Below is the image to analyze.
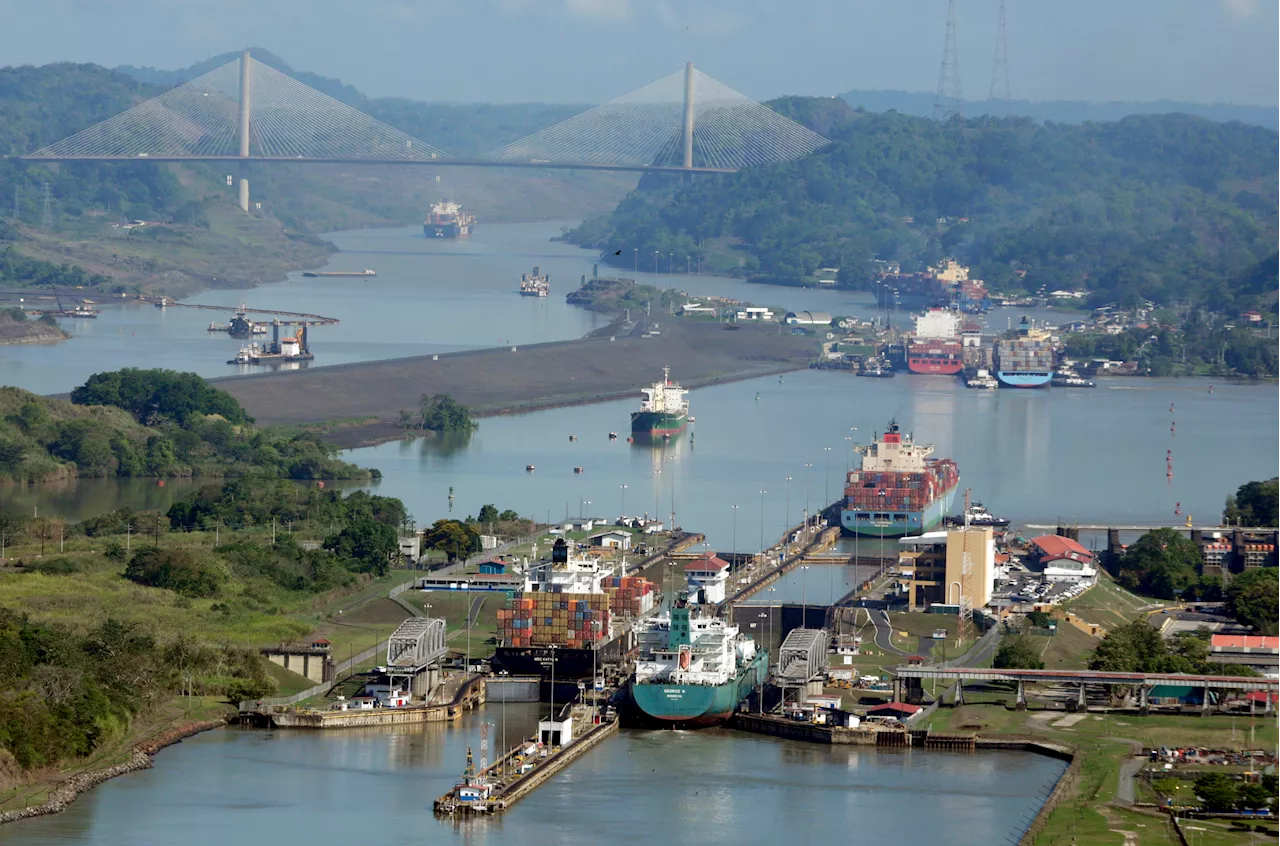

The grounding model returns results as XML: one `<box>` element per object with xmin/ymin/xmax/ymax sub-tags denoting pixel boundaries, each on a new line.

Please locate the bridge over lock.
<box><xmin>23</xmin><ymin>50</ymin><xmax>830</xmax><ymax>211</ymax></box>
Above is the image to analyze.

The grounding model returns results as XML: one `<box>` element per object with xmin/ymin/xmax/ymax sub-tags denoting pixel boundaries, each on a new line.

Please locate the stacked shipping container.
<box><xmin>603</xmin><ymin>576</ymin><xmax>657</xmax><ymax>618</ymax></box>
<box><xmin>843</xmin><ymin>459</ymin><xmax>960</xmax><ymax>513</ymax></box>
<box><xmin>496</xmin><ymin>591</ymin><xmax>610</xmax><ymax>650</ymax></box>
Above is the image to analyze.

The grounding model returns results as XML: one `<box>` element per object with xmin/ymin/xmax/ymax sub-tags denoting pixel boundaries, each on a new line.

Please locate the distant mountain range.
<box><xmin>840</xmin><ymin>89</ymin><xmax>1277</xmax><ymax>130</ymax></box>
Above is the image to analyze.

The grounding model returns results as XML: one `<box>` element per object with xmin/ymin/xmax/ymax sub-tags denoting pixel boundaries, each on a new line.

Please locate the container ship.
<box><xmin>906</xmin><ymin>308</ymin><xmax>964</xmax><ymax>376</ymax></box>
<box><xmin>841</xmin><ymin>421</ymin><xmax>960</xmax><ymax>537</ymax></box>
<box><xmin>490</xmin><ymin>539</ymin><xmax>654</xmax><ymax>679</ymax></box>
<box><xmin>995</xmin><ymin>317</ymin><xmax>1054</xmax><ymax>388</ymax></box>
<box><xmin>625</xmin><ymin>591</ymin><xmax>767</xmax><ymax>728</ymax></box>
<box><xmin>519</xmin><ymin>267</ymin><xmax>550</xmax><ymax>297</ymax></box>
<box><xmin>630</xmin><ymin>367</ymin><xmax>689</xmax><ymax>438</ymax></box>
<box><xmin>423</xmin><ymin>201</ymin><xmax>474</xmax><ymax>238</ymax></box>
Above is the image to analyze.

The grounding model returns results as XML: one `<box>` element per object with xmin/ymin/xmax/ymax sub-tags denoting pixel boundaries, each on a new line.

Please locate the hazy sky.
<box><xmin>1</xmin><ymin>0</ymin><xmax>1276</xmax><ymax>106</ymax></box>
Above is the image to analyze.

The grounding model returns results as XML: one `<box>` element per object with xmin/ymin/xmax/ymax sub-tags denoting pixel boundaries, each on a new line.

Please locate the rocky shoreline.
<box><xmin>0</xmin><ymin>718</ymin><xmax>226</xmax><ymax>826</ymax></box>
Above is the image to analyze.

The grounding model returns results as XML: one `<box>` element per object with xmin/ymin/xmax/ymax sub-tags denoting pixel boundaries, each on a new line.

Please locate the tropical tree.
<box><xmin>423</xmin><ymin>519</ymin><xmax>481</xmax><ymax>562</ymax></box>
<box><xmin>1113</xmin><ymin>528</ymin><xmax>1201</xmax><ymax>599</ymax></box>
<box><xmin>1225</xmin><ymin>568</ymin><xmax>1279</xmax><ymax>635</ymax></box>
<box><xmin>993</xmin><ymin>635</ymin><xmax>1045</xmax><ymax>670</ymax></box>
<box><xmin>1223</xmin><ymin>478</ymin><xmax>1279</xmax><ymax>527</ymax></box>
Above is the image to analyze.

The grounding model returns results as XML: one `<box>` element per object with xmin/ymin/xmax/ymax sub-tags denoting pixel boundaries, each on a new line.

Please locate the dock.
<box><xmin>241</xmin><ymin>673</ymin><xmax>485</xmax><ymax>729</ymax></box>
<box><xmin>139</xmin><ymin>296</ymin><xmax>340</xmax><ymax>326</ymax></box>
<box><xmin>434</xmin><ymin>702</ymin><xmax>619</xmax><ymax>816</ymax></box>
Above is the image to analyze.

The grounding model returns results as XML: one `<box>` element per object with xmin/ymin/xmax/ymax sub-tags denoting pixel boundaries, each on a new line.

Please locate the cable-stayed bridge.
<box><xmin>23</xmin><ymin>51</ymin><xmax>829</xmax><ymax>211</ymax></box>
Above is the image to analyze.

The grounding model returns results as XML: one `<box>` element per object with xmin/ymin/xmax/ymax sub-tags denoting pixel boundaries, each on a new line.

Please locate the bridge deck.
<box><xmin>19</xmin><ymin>155</ymin><xmax>735</xmax><ymax>175</ymax></box>
<box><xmin>895</xmin><ymin>666</ymin><xmax>1278</xmax><ymax>692</ymax></box>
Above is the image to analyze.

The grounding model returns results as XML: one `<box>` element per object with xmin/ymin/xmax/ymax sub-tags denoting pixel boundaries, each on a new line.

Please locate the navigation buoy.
<box><xmin>1170</xmin><ymin>403</ymin><xmax>1175</xmax><ymax>413</ymax></box>
<box><xmin>569</xmin><ymin>434</ymin><xmax>577</xmax><ymax>442</ymax></box>
<box><xmin>1208</xmin><ymin>385</ymin><xmax>1213</xmax><ymax>394</ymax></box>
<box><xmin>574</xmin><ymin>467</ymin><xmax>584</xmax><ymax>474</ymax></box>
<box><xmin>608</xmin><ymin>432</ymin><xmax>618</xmax><ymax>440</ymax></box>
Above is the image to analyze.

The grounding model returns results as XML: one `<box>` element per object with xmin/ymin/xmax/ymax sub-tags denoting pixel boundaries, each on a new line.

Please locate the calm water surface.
<box><xmin>4</xmin><ymin>708</ymin><xmax>1065</xmax><ymax>846</ymax></box>
<box><xmin>2</xmin><ymin>220</ymin><xmax>1077</xmax><ymax>395</ymax></box>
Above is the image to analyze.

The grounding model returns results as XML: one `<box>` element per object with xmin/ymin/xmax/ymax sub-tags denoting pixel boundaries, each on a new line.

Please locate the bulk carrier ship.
<box><xmin>626</xmin><ymin>591</ymin><xmax>767</xmax><ymax>728</ymax></box>
<box><xmin>630</xmin><ymin>368</ymin><xmax>689</xmax><ymax>438</ymax></box>
<box><xmin>906</xmin><ymin>308</ymin><xmax>964</xmax><ymax>376</ymax></box>
<box><xmin>841</xmin><ymin>421</ymin><xmax>960</xmax><ymax>537</ymax></box>
<box><xmin>490</xmin><ymin>539</ymin><xmax>654</xmax><ymax>679</ymax></box>
<box><xmin>995</xmin><ymin>317</ymin><xmax>1054</xmax><ymax>388</ymax></box>
<box><xmin>423</xmin><ymin>201</ymin><xmax>475</xmax><ymax>238</ymax></box>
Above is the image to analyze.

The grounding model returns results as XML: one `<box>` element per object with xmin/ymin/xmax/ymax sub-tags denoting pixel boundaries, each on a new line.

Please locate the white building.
<box><xmin>679</xmin><ymin>302</ymin><xmax>719</xmax><ymax>316</ymax></box>
<box><xmin>398</xmin><ymin>535</ymin><xmax>421</xmax><ymax>561</ymax></box>
<box><xmin>684</xmin><ymin>552</ymin><xmax>731</xmax><ymax>604</ymax></box>
<box><xmin>784</xmin><ymin>310</ymin><xmax>834</xmax><ymax>326</ymax></box>
<box><xmin>538</xmin><ymin>716</ymin><xmax>574</xmax><ymax>747</ymax></box>
<box><xmin>589</xmin><ymin>530</ymin><xmax>632</xmax><ymax>551</ymax></box>
<box><xmin>736</xmin><ymin>307</ymin><xmax>775</xmax><ymax>321</ymax></box>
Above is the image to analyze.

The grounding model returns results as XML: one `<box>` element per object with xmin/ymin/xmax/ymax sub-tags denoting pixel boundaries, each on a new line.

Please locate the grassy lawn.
<box><xmin>924</xmin><ymin>704</ymin><xmax>1279</xmax><ymax>846</ymax></box>
<box><xmin>1063</xmin><ymin>573</ymin><xmax>1165</xmax><ymax>632</ymax></box>
<box><xmin>1038</xmin><ymin>623</ymin><xmax>1102</xmax><ymax>670</ymax></box>
<box><xmin>399</xmin><ymin>590</ymin><xmax>502</xmax><ymax>659</ymax></box>
<box><xmin>263</xmin><ymin>661</ymin><xmax>318</xmax><ymax>696</ymax></box>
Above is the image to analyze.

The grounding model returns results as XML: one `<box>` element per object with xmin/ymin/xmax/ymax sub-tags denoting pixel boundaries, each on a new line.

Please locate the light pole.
<box><xmin>800</xmin><ymin>564</ymin><xmax>811</xmax><ymax>626</ymax></box>
<box><xmin>620</xmin><ymin>484</ymin><xmax>628</xmax><ymax>517</ymax></box>
<box><xmin>823</xmin><ymin>446</ymin><xmax>833</xmax><ymax>510</ymax></box>
<box><xmin>654</xmin><ymin>251</ymin><xmax>660</xmax><ymax>273</ymax></box>
<box><xmin>653</xmin><ymin>468</ymin><xmax>662</xmax><ymax>516</ymax></box>
<box><xmin>758</xmin><ymin>611</ymin><xmax>769</xmax><ymax>715</ymax></box>
<box><xmin>633</xmin><ymin>248</ymin><xmax>638</xmax><ymax>275</ymax></box>
<box><xmin>731</xmin><ymin>504</ymin><xmax>740</xmax><ymax>583</ymax></box>
<box><xmin>778</xmin><ymin>476</ymin><xmax>788</xmax><ymax>555</ymax></box>
<box><xmin>803</xmin><ymin>464</ymin><xmax>813</xmax><ymax>531</ymax></box>
<box><xmin>758</xmin><ymin>490</ymin><xmax>767</xmax><ymax>572</ymax></box>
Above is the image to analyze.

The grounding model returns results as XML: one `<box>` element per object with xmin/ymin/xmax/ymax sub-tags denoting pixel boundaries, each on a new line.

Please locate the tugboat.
<box><xmin>857</xmin><ymin>358</ymin><xmax>895</xmax><ymax>378</ymax></box>
<box><xmin>433</xmin><ymin>746</ymin><xmax>499</xmax><ymax>815</ymax></box>
<box><xmin>1051</xmin><ymin>367</ymin><xmax>1095</xmax><ymax>388</ymax></box>
<box><xmin>965</xmin><ymin>368</ymin><xmax>999</xmax><ymax>390</ymax></box>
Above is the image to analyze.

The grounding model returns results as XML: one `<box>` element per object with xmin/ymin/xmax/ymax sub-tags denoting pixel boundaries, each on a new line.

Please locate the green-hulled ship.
<box><xmin>626</xmin><ymin>593</ymin><xmax>767</xmax><ymax>727</ymax></box>
<box><xmin>630</xmin><ymin>367</ymin><xmax>689</xmax><ymax>438</ymax></box>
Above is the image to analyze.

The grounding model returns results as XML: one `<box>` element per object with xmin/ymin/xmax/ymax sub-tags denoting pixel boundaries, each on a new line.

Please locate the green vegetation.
<box><xmin>568</xmin><ymin>105</ymin><xmax>1277</xmax><ymax>313</ymax></box>
<box><xmin>418</xmin><ymin>393</ymin><xmax>477</xmax><ymax>433</ymax></box>
<box><xmin>993</xmin><ymin>633</ymin><xmax>1046</xmax><ymax>669</ymax></box>
<box><xmin>1088</xmin><ymin>620</ymin><xmax>1256</xmax><ymax>676</ymax></box>
<box><xmin>1112</xmin><ymin>527</ymin><xmax>1206</xmax><ymax>600</ymax></box>
<box><xmin>71</xmin><ymin>368</ymin><xmax>253</xmax><ymax>426</ymax></box>
<box><xmin>0</xmin><ymin>246</ymin><xmax>113</xmax><ymax>289</ymax></box>
<box><xmin>1062</xmin><ymin>317</ymin><xmax>1277</xmax><ymax>378</ymax></box>
<box><xmin>0</xmin><ymin>370</ymin><xmax>372</xmax><ymax>482</ymax></box>
<box><xmin>423</xmin><ymin>519</ymin><xmax>481</xmax><ymax>562</ymax></box>
<box><xmin>1224</xmin><ymin>478</ymin><xmax>1278</xmax><ymax>527</ymax></box>
<box><xmin>1224</xmin><ymin>569</ymin><xmax>1278</xmax><ymax>635</ymax></box>
<box><xmin>0</xmin><ymin>482</ymin><xmax>422</xmax><ymax>776</ymax></box>
<box><xmin>0</xmin><ymin>610</ymin><xmax>271</xmax><ymax>771</ymax></box>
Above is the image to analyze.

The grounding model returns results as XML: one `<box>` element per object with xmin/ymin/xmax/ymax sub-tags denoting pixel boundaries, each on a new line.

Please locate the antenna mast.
<box><xmin>934</xmin><ymin>0</ymin><xmax>963</xmax><ymax>121</ymax></box>
<box><xmin>989</xmin><ymin>0</ymin><xmax>1011</xmax><ymax>101</ymax></box>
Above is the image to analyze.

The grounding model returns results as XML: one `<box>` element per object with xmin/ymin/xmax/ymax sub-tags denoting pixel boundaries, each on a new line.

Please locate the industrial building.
<box><xmin>898</xmin><ymin>528</ymin><xmax>997</xmax><ymax>611</ymax></box>
<box><xmin>783</xmin><ymin>310</ymin><xmax>834</xmax><ymax>326</ymax></box>
<box><xmin>1209</xmin><ymin>634</ymin><xmax>1279</xmax><ymax>678</ymax></box>
<box><xmin>1028</xmin><ymin>535</ymin><xmax>1098</xmax><ymax>584</ymax></box>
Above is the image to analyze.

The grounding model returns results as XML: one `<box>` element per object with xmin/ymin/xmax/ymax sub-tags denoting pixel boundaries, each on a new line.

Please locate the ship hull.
<box><xmin>841</xmin><ymin>484</ymin><xmax>958</xmax><ymax>537</ymax></box>
<box><xmin>996</xmin><ymin>371</ymin><xmax>1052</xmax><ymax>388</ymax></box>
<box><xmin>631</xmin><ymin>410</ymin><xmax>687</xmax><ymax>437</ymax></box>
<box><xmin>907</xmin><ymin>358</ymin><xmax>964</xmax><ymax>376</ymax></box>
<box><xmin>424</xmin><ymin>222</ymin><xmax>471</xmax><ymax>238</ymax></box>
<box><xmin>626</xmin><ymin>650</ymin><xmax>767</xmax><ymax>728</ymax></box>
<box><xmin>490</xmin><ymin>633</ymin><xmax>633</xmax><ymax>679</ymax></box>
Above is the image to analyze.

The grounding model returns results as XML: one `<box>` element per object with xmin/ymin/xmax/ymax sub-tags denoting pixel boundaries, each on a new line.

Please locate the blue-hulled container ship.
<box><xmin>995</xmin><ymin>317</ymin><xmax>1054</xmax><ymax>388</ymax></box>
<box><xmin>840</xmin><ymin>421</ymin><xmax>960</xmax><ymax>537</ymax></box>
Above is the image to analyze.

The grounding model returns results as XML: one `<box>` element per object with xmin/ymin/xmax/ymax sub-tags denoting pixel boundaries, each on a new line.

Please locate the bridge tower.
<box><xmin>237</xmin><ymin>49</ymin><xmax>252</xmax><ymax>212</ymax></box>
<box><xmin>682</xmin><ymin>62</ymin><xmax>696</xmax><ymax>170</ymax></box>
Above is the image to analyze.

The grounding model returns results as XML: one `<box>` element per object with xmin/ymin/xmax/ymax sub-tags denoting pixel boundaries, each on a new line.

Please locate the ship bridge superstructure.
<box><xmin>854</xmin><ymin>421</ymin><xmax>935</xmax><ymax>473</ymax></box>
<box><xmin>638</xmin><ymin>367</ymin><xmax>689</xmax><ymax>415</ymax></box>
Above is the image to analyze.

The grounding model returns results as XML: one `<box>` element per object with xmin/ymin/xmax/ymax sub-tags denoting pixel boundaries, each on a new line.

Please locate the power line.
<box><xmin>989</xmin><ymin>0</ymin><xmax>1011</xmax><ymax>101</ymax></box>
<box><xmin>934</xmin><ymin>0</ymin><xmax>963</xmax><ymax>121</ymax></box>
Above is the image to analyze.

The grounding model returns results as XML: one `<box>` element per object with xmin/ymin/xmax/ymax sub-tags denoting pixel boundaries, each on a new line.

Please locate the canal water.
<box><xmin>3</xmin><ymin>709</ymin><xmax>1066</xmax><ymax>845</ymax></box>
<box><xmin>2</xmin><ymin>220</ymin><xmax>1075</xmax><ymax>395</ymax></box>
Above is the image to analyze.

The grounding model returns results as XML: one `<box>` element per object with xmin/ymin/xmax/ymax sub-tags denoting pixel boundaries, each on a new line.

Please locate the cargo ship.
<box><xmin>906</xmin><ymin>308</ymin><xmax>964</xmax><ymax>376</ymax></box>
<box><xmin>490</xmin><ymin>539</ymin><xmax>651</xmax><ymax>679</ymax></box>
<box><xmin>626</xmin><ymin>591</ymin><xmax>767</xmax><ymax>728</ymax></box>
<box><xmin>841</xmin><ymin>420</ymin><xmax>960</xmax><ymax>537</ymax></box>
<box><xmin>630</xmin><ymin>367</ymin><xmax>688</xmax><ymax>438</ymax></box>
<box><xmin>995</xmin><ymin>317</ymin><xmax>1054</xmax><ymax>388</ymax></box>
<box><xmin>519</xmin><ymin>267</ymin><xmax>550</xmax><ymax>297</ymax></box>
<box><xmin>423</xmin><ymin>201</ymin><xmax>474</xmax><ymax>238</ymax></box>
<box><xmin>227</xmin><ymin>303</ymin><xmax>267</xmax><ymax>338</ymax></box>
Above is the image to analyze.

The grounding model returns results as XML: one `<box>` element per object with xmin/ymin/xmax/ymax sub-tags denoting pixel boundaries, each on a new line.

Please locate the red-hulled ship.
<box><xmin>907</xmin><ymin>308</ymin><xmax>964</xmax><ymax>375</ymax></box>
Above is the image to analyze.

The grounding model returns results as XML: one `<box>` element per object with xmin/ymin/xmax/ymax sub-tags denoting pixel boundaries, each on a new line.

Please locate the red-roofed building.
<box><xmin>866</xmin><ymin>701</ymin><xmax>922</xmax><ymax>722</ymax></box>
<box><xmin>1210</xmin><ymin>634</ymin><xmax>1279</xmax><ymax>678</ymax></box>
<box><xmin>1029</xmin><ymin>535</ymin><xmax>1097</xmax><ymax>584</ymax></box>
<box><xmin>684</xmin><ymin>552</ymin><xmax>731</xmax><ymax>604</ymax></box>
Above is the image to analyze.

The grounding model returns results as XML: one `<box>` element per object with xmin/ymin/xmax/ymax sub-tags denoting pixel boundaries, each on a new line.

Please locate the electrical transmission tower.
<box><xmin>934</xmin><ymin>0</ymin><xmax>963</xmax><ymax>121</ymax></box>
<box><xmin>41</xmin><ymin>182</ymin><xmax>52</xmax><ymax>228</ymax></box>
<box><xmin>989</xmin><ymin>0</ymin><xmax>1011</xmax><ymax>101</ymax></box>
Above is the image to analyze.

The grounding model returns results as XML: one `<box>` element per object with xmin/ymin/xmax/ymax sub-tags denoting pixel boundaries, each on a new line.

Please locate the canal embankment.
<box><xmin>213</xmin><ymin>320</ymin><xmax>816</xmax><ymax>445</ymax></box>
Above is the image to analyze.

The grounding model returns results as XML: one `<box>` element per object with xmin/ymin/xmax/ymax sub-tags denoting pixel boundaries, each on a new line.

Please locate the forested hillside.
<box><xmin>567</xmin><ymin>102</ymin><xmax>1278</xmax><ymax>310</ymax></box>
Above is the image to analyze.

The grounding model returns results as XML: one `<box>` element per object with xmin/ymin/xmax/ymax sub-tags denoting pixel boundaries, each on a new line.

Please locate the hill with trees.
<box><xmin>565</xmin><ymin>103</ymin><xmax>1278</xmax><ymax>313</ymax></box>
<box><xmin>0</xmin><ymin>369</ymin><xmax>372</xmax><ymax>482</ymax></box>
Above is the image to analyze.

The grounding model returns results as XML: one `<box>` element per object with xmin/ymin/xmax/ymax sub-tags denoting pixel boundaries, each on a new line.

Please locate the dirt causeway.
<box><xmin>215</xmin><ymin>320</ymin><xmax>816</xmax><ymax>444</ymax></box>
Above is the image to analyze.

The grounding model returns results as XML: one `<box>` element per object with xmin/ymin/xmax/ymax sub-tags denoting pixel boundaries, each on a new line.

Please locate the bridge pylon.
<box><xmin>238</xmin><ymin>49</ymin><xmax>252</xmax><ymax>212</ymax></box>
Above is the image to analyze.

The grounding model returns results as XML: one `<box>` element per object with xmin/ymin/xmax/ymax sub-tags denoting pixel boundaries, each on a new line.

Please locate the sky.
<box><xmin>0</xmin><ymin>0</ymin><xmax>1276</xmax><ymax>106</ymax></box>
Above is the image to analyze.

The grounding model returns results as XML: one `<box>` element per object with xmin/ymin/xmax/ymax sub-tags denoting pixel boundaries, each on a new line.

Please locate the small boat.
<box><xmin>569</xmin><ymin>434</ymin><xmax>578</xmax><ymax>442</ymax></box>
<box><xmin>574</xmin><ymin>467</ymin><xmax>584</xmax><ymax>474</ymax></box>
<box><xmin>227</xmin><ymin>343</ymin><xmax>259</xmax><ymax>365</ymax></box>
<box><xmin>948</xmin><ymin>502</ymin><xmax>1010</xmax><ymax>528</ymax></box>
<box><xmin>687</xmin><ymin>417</ymin><xmax>696</xmax><ymax>423</ymax></box>
<box><xmin>965</xmin><ymin>368</ymin><xmax>998</xmax><ymax>389</ymax></box>
<box><xmin>525</xmin><ymin>465</ymin><xmax>535</xmax><ymax>472</ymax></box>
<box><xmin>207</xmin><ymin>321</ymin><xmax>230</xmax><ymax>332</ymax></box>
<box><xmin>608</xmin><ymin>432</ymin><xmax>618</xmax><ymax>440</ymax></box>
<box><xmin>1051</xmin><ymin>367</ymin><xmax>1094</xmax><ymax>388</ymax></box>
